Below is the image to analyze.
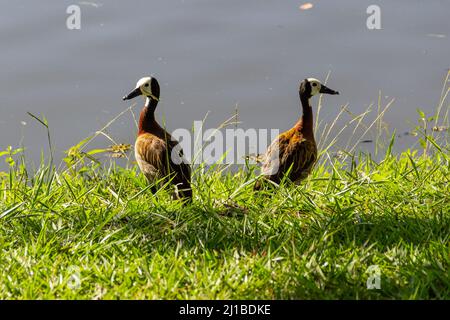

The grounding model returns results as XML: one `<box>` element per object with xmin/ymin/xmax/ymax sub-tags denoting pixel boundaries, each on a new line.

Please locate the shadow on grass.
<box><xmin>121</xmin><ymin>205</ymin><xmax>449</xmax><ymax>254</ymax></box>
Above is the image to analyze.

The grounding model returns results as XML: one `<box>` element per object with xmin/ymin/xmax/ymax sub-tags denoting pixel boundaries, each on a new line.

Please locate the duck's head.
<box><xmin>123</xmin><ymin>76</ymin><xmax>160</xmax><ymax>103</ymax></box>
<box><xmin>299</xmin><ymin>78</ymin><xmax>339</xmax><ymax>99</ymax></box>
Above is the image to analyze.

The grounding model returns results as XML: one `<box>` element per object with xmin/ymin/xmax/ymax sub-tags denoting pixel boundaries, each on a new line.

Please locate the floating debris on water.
<box><xmin>299</xmin><ymin>3</ymin><xmax>314</xmax><ymax>11</ymax></box>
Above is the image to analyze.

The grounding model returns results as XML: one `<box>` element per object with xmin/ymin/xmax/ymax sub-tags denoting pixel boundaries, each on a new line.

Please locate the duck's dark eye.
<box><xmin>312</xmin><ymin>83</ymin><xmax>318</xmax><ymax>87</ymax></box>
<box><xmin>145</xmin><ymin>83</ymin><xmax>149</xmax><ymax>87</ymax></box>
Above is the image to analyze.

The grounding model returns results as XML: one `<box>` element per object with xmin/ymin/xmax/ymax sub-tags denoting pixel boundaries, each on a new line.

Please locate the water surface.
<box><xmin>1</xmin><ymin>0</ymin><xmax>448</xmax><ymax>167</ymax></box>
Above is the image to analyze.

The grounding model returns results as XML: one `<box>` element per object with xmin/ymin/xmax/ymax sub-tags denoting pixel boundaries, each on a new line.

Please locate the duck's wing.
<box><xmin>135</xmin><ymin>133</ymin><xmax>168</xmax><ymax>181</ymax></box>
<box><xmin>280</xmin><ymin>137</ymin><xmax>317</xmax><ymax>182</ymax></box>
<box><xmin>135</xmin><ymin>133</ymin><xmax>192</xmax><ymax>199</ymax></box>
<box><xmin>257</xmin><ymin>133</ymin><xmax>316</xmax><ymax>185</ymax></box>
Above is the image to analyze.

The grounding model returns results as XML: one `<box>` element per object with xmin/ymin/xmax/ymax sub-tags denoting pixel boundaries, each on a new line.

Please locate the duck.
<box><xmin>123</xmin><ymin>76</ymin><xmax>192</xmax><ymax>201</ymax></box>
<box><xmin>254</xmin><ymin>78</ymin><xmax>339</xmax><ymax>190</ymax></box>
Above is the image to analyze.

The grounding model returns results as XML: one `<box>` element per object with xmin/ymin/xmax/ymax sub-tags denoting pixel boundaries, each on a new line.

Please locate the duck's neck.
<box><xmin>138</xmin><ymin>97</ymin><xmax>158</xmax><ymax>135</ymax></box>
<box><xmin>297</xmin><ymin>94</ymin><xmax>314</xmax><ymax>139</ymax></box>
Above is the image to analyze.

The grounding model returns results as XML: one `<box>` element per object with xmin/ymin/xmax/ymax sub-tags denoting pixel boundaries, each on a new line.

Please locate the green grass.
<box><xmin>1</xmin><ymin>72</ymin><xmax>449</xmax><ymax>299</ymax></box>
<box><xmin>0</xmin><ymin>147</ymin><xmax>448</xmax><ymax>299</ymax></box>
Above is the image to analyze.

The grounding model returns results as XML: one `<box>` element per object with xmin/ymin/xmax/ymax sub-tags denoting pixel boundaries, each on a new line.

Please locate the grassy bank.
<box><xmin>1</xmin><ymin>72</ymin><xmax>449</xmax><ymax>299</ymax></box>
<box><xmin>0</xmin><ymin>146</ymin><xmax>448</xmax><ymax>299</ymax></box>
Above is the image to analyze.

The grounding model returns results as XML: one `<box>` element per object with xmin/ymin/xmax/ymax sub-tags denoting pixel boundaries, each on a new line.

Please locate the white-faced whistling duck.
<box><xmin>254</xmin><ymin>78</ymin><xmax>339</xmax><ymax>190</ymax></box>
<box><xmin>123</xmin><ymin>76</ymin><xmax>192</xmax><ymax>201</ymax></box>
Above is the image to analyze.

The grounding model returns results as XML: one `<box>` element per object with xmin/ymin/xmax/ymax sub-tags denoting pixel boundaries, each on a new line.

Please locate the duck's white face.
<box><xmin>123</xmin><ymin>76</ymin><xmax>160</xmax><ymax>102</ymax></box>
<box><xmin>306</xmin><ymin>78</ymin><xmax>322</xmax><ymax>96</ymax></box>
<box><xmin>301</xmin><ymin>78</ymin><xmax>339</xmax><ymax>98</ymax></box>
<box><xmin>136</xmin><ymin>77</ymin><xmax>154</xmax><ymax>98</ymax></box>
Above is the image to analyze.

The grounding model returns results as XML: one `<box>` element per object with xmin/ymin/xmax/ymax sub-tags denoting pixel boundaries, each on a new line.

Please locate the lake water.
<box><xmin>1</xmin><ymin>0</ymin><xmax>449</xmax><ymax>168</ymax></box>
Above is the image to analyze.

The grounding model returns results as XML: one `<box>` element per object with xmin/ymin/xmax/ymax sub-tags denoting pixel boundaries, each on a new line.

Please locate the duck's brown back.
<box><xmin>255</xmin><ymin>121</ymin><xmax>317</xmax><ymax>189</ymax></box>
<box><xmin>135</xmin><ymin>129</ymin><xmax>192</xmax><ymax>200</ymax></box>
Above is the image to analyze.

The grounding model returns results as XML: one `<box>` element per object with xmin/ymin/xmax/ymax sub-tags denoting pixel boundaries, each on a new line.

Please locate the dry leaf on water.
<box><xmin>299</xmin><ymin>3</ymin><xmax>314</xmax><ymax>11</ymax></box>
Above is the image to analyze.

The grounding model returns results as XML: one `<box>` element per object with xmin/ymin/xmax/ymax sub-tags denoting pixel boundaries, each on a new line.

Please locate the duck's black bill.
<box><xmin>122</xmin><ymin>87</ymin><xmax>142</xmax><ymax>101</ymax></box>
<box><xmin>319</xmin><ymin>85</ymin><xmax>339</xmax><ymax>95</ymax></box>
